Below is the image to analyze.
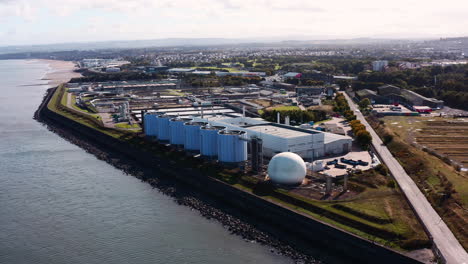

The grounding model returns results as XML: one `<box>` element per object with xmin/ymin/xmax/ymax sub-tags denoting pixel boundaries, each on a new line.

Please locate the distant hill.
<box><xmin>0</xmin><ymin>37</ymin><xmax>426</xmax><ymax>55</ymax></box>
<box><xmin>0</xmin><ymin>38</ymin><xmax>250</xmax><ymax>55</ymax></box>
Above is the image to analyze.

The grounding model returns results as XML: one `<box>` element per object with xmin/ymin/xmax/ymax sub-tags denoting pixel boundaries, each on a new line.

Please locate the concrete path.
<box><xmin>66</xmin><ymin>93</ymin><xmax>73</xmax><ymax>108</ymax></box>
<box><xmin>239</xmin><ymin>99</ymin><xmax>263</xmax><ymax>109</ymax></box>
<box><xmin>343</xmin><ymin>92</ymin><xmax>468</xmax><ymax>264</ymax></box>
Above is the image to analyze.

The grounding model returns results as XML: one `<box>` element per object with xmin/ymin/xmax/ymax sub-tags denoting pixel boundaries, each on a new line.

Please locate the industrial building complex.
<box><xmin>26</xmin><ymin>37</ymin><xmax>468</xmax><ymax>264</ymax></box>
<box><xmin>142</xmin><ymin>113</ymin><xmax>352</xmax><ymax>161</ymax></box>
<box><xmin>38</xmin><ymin>53</ymin><xmax>468</xmax><ymax>264</ymax></box>
<box><xmin>356</xmin><ymin>84</ymin><xmax>444</xmax><ymax>109</ymax></box>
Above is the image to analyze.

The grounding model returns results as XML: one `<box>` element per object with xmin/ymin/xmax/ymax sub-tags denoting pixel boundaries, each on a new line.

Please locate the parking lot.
<box><xmin>317</xmin><ymin>150</ymin><xmax>376</xmax><ymax>177</ymax></box>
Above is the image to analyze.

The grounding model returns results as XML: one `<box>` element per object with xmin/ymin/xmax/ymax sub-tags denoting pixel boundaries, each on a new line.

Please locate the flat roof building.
<box><xmin>283</xmin><ymin>72</ymin><xmax>301</xmax><ymax>78</ymax></box>
<box><xmin>296</xmin><ymin>86</ymin><xmax>325</xmax><ymax>96</ymax></box>
<box><xmin>196</xmin><ymin>117</ymin><xmax>352</xmax><ymax>160</ymax></box>
<box><xmin>376</xmin><ymin>85</ymin><xmax>444</xmax><ymax>108</ymax></box>
<box><xmin>356</xmin><ymin>89</ymin><xmax>388</xmax><ymax>104</ymax></box>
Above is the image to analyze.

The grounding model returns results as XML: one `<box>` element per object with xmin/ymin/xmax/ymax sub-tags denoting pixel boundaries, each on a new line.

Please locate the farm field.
<box><xmin>383</xmin><ymin>116</ymin><xmax>468</xmax><ymax>171</ymax></box>
<box><xmin>416</xmin><ymin>119</ymin><xmax>468</xmax><ymax>167</ymax></box>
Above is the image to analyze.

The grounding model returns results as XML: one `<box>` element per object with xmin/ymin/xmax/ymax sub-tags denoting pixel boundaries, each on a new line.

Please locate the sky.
<box><xmin>0</xmin><ymin>0</ymin><xmax>467</xmax><ymax>46</ymax></box>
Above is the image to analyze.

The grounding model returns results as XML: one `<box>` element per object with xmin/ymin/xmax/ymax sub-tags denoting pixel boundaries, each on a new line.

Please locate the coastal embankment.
<box><xmin>34</xmin><ymin>88</ymin><xmax>320</xmax><ymax>263</ymax></box>
<box><xmin>35</xmin><ymin>85</ymin><xmax>424</xmax><ymax>264</ymax></box>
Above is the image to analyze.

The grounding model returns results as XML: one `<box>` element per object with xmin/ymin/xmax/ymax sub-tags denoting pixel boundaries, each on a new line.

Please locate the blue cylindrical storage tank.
<box><xmin>144</xmin><ymin>112</ymin><xmax>165</xmax><ymax>137</ymax></box>
<box><xmin>149</xmin><ymin>112</ymin><xmax>165</xmax><ymax>137</ymax></box>
<box><xmin>143</xmin><ymin>113</ymin><xmax>158</xmax><ymax>137</ymax></box>
<box><xmin>169</xmin><ymin>117</ymin><xmax>192</xmax><ymax>145</ymax></box>
<box><xmin>157</xmin><ymin>114</ymin><xmax>175</xmax><ymax>141</ymax></box>
<box><xmin>217</xmin><ymin>130</ymin><xmax>248</xmax><ymax>163</ymax></box>
<box><xmin>184</xmin><ymin>121</ymin><xmax>207</xmax><ymax>151</ymax></box>
<box><xmin>200</xmin><ymin>125</ymin><xmax>225</xmax><ymax>157</ymax></box>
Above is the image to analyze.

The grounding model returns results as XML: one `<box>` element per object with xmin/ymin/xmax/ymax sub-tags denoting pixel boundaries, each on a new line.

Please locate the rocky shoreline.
<box><xmin>34</xmin><ymin>88</ymin><xmax>321</xmax><ymax>264</ymax></box>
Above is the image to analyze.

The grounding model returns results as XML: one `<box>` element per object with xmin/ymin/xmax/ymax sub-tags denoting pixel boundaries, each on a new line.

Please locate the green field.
<box><xmin>115</xmin><ymin>122</ymin><xmax>140</xmax><ymax>129</ymax></box>
<box><xmin>270</xmin><ymin>105</ymin><xmax>301</xmax><ymax>111</ymax></box>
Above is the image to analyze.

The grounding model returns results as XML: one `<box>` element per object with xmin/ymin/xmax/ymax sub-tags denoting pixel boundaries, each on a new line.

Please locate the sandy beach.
<box><xmin>39</xmin><ymin>59</ymin><xmax>82</xmax><ymax>86</ymax></box>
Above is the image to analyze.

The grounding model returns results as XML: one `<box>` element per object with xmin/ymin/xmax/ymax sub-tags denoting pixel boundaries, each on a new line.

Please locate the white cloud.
<box><xmin>0</xmin><ymin>0</ymin><xmax>37</xmax><ymax>21</ymax></box>
<box><xmin>0</xmin><ymin>0</ymin><xmax>468</xmax><ymax>45</ymax></box>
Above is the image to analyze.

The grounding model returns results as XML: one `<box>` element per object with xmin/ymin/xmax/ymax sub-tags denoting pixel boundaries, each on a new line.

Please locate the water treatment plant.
<box><xmin>36</xmin><ymin>65</ymin><xmax>468</xmax><ymax>264</ymax></box>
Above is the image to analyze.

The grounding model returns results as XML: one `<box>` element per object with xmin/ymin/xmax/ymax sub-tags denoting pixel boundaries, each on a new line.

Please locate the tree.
<box><xmin>358</xmin><ymin>98</ymin><xmax>371</xmax><ymax>109</ymax></box>
<box><xmin>383</xmin><ymin>134</ymin><xmax>394</xmax><ymax>145</ymax></box>
<box><xmin>347</xmin><ymin>114</ymin><xmax>357</xmax><ymax>121</ymax></box>
<box><xmin>337</xmin><ymin>80</ymin><xmax>350</xmax><ymax>90</ymax></box>
<box><xmin>356</xmin><ymin>130</ymin><xmax>372</xmax><ymax>149</ymax></box>
<box><xmin>375</xmin><ymin>164</ymin><xmax>389</xmax><ymax>176</ymax></box>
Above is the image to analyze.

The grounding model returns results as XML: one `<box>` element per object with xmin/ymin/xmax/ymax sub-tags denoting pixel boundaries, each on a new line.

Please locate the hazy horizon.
<box><xmin>0</xmin><ymin>35</ymin><xmax>443</xmax><ymax>48</ymax></box>
<box><xmin>1</xmin><ymin>0</ymin><xmax>467</xmax><ymax>46</ymax></box>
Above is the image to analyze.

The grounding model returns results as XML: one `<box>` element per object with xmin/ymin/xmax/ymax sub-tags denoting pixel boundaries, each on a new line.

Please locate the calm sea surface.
<box><xmin>0</xmin><ymin>60</ymin><xmax>293</xmax><ymax>264</ymax></box>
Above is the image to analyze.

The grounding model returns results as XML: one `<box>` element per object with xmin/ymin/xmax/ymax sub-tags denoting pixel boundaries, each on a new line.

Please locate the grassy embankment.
<box><xmin>47</xmin><ymin>85</ymin><xmax>430</xmax><ymax>252</ymax></box>
<box><xmin>48</xmin><ymin>85</ymin><xmax>130</xmax><ymax>138</ymax></box>
<box><xmin>368</xmin><ymin>115</ymin><xmax>468</xmax><ymax>249</ymax></box>
<box><xmin>115</xmin><ymin>123</ymin><xmax>140</xmax><ymax>129</ymax></box>
<box><xmin>69</xmin><ymin>94</ymin><xmax>100</xmax><ymax>118</ymax></box>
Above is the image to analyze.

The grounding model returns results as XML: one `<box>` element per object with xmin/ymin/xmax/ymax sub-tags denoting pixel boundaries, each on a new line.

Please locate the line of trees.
<box><xmin>261</xmin><ymin>109</ymin><xmax>328</xmax><ymax>124</ymax></box>
<box><xmin>333</xmin><ymin>93</ymin><xmax>372</xmax><ymax>148</ymax></box>
<box><xmin>333</xmin><ymin>93</ymin><xmax>357</xmax><ymax>121</ymax></box>
<box><xmin>187</xmin><ymin>75</ymin><xmax>262</xmax><ymax>87</ymax></box>
<box><xmin>349</xmin><ymin>120</ymin><xmax>372</xmax><ymax>149</ymax></box>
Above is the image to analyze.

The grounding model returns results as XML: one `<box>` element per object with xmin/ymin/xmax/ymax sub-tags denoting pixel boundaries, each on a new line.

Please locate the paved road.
<box><xmin>344</xmin><ymin>92</ymin><xmax>468</xmax><ymax>264</ymax></box>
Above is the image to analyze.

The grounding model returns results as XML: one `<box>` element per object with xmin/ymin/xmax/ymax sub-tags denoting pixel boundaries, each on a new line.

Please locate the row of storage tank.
<box><xmin>143</xmin><ymin>112</ymin><xmax>248</xmax><ymax>163</ymax></box>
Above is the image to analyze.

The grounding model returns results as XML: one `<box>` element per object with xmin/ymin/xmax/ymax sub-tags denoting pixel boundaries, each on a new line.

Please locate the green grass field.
<box><xmin>115</xmin><ymin>122</ymin><xmax>140</xmax><ymax>129</ymax></box>
<box><xmin>270</xmin><ymin>105</ymin><xmax>300</xmax><ymax>111</ymax></box>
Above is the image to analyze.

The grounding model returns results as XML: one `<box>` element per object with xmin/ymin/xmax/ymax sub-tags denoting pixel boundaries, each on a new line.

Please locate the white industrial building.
<box><xmin>192</xmin><ymin>116</ymin><xmax>352</xmax><ymax>160</ymax></box>
<box><xmin>141</xmin><ymin>104</ymin><xmax>352</xmax><ymax>160</ymax></box>
<box><xmin>243</xmin><ymin>124</ymin><xmax>325</xmax><ymax>159</ymax></box>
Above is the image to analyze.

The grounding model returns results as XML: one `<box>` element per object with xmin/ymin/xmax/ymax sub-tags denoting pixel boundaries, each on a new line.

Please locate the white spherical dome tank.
<box><xmin>267</xmin><ymin>152</ymin><xmax>306</xmax><ymax>185</ymax></box>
